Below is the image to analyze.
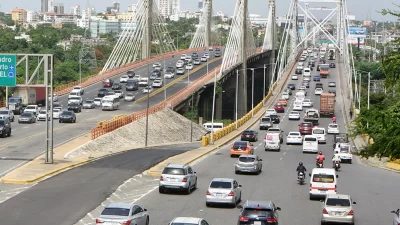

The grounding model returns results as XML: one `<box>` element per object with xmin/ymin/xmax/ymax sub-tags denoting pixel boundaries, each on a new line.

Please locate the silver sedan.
<box><xmin>206</xmin><ymin>178</ymin><xmax>242</xmax><ymax>207</ymax></box>
<box><xmin>321</xmin><ymin>194</ymin><xmax>356</xmax><ymax>224</ymax></box>
<box><xmin>235</xmin><ymin>154</ymin><xmax>262</xmax><ymax>174</ymax></box>
<box><xmin>96</xmin><ymin>203</ymin><xmax>149</xmax><ymax>225</ymax></box>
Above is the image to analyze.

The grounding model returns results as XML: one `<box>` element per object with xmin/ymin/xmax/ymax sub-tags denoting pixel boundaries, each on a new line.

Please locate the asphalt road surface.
<box><xmin>0</xmin><ymin>143</ymin><xmax>201</xmax><ymax>225</ymax></box>
<box><xmin>116</xmin><ymin>58</ymin><xmax>398</xmax><ymax>224</ymax></box>
<box><xmin>0</xmin><ymin>50</ymin><xmax>222</xmax><ymax>178</ymax></box>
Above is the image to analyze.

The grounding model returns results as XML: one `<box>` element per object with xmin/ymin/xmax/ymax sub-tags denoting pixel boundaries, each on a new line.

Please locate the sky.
<box><xmin>1</xmin><ymin>0</ymin><xmax>398</xmax><ymax>22</ymax></box>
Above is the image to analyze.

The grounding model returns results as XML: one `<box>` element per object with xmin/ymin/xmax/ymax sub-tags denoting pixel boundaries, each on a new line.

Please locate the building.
<box><xmin>117</xmin><ymin>13</ymin><xmax>135</xmax><ymax>22</ymax></box>
<box><xmin>15</xmin><ymin>33</ymin><xmax>32</xmax><ymax>42</ymax></box>
<box><xmin>198</xmin><ymin>0</ymin><xmax>203</xmax><ymax>11</ymax></box>
<box><xmin>106</xmin><ymin>1</ymin><xmax>120</xmax><ymax>14</ymax></box>
<box><xmin>249</xmin><ymin>14</ymin><xmax>268</xmax><ymax>26</ymax></box>
<box><xmin>11</xmin><ymin>8</ymin><xmax>27</xmax><ymax>25</ymax></box>
<box><xmin>363</xmin><ymin>20</ymin><xmax>373</xmax><ymax>26</ymax></box>
<box><xmin>127</xmin><ymin>4</ymin><xmax>137</xmax><ymax>12</ymax></box>
<box><xmin>90</xmin><ymin>17</ymin><xmax>121</xmax><ymax>38</ymax></box>
<box><xmin>26</xmin><ymin>11</ymin><xmax>39</xmax><ymax>23</ymax></box>
<box><xmin>171</xmin><ymin>0</ymin><xmax>180</xmax><ymax>15</ymax></box>
<box><xmin>41</xmin><ymin>0</ymin><xmax>49</xmax><ymax>12</ymax></box>
<box><xmin>113</xmin><ymin>1</ymin><xmax>120</xmax><ymax>13</ymax></box>
<box><xmin>48</xmin><ymin>0</ymin><xmax>54</xmax><ymax>12</ymax></box>
<box><xmin>71</xmin><ymin>5</ymin><xmax>81</xmax><ymax>16</ymax></box>
<box><xmin>53</xmin><ymin>3</ymin><xmax>65</xmax><ymax>14</ymax></box>
<box><xmin>157</xmin><ymin>0</ymin><xmax>179</xmax><ymax>17</ymax></box>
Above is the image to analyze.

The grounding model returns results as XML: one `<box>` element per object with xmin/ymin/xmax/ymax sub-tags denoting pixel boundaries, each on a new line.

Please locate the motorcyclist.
<box><xmin>332</xmin><ymin>154</ymin><xmax>342</xmax><ymax>168</ymax></box>
<box><xmin>296</xmin><ymin>162</ymin><xmax>307</xmax><ymax>180</ymax></box>
<box><xmin>316</xmin><ymin>151</ymin><xmax>325</xmax><ymax>167</ymax></box>
<box><xmin>332</xmin><ymin>116</ymin><xmax>337</xmax><ymax>123</ymax></box>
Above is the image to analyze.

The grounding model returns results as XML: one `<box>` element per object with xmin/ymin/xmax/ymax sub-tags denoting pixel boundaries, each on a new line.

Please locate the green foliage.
<box><xmin>167</xmin><ymin>18</ymin><xmax>198</xmax><ymax>49</ymax></box>
<box><xmin>0</xmin><ymin>12</ymin><xmax>15</xmax><ymax>26</ymax></box>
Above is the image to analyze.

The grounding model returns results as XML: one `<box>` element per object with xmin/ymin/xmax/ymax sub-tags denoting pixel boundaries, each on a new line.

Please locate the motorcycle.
<box><xmin>298</xmin><ymin>172</ymin><xmax>305</xmax><ymax>185</ymax></box>
<box><xmin>316</xmin><ymin>161</ymin><xmax>324</xmax><ymax>168</ymax></box>
<box><xmin>334</xmin><ymin>161</ymin><xmax>341</xmax><ymax>171</ymax></box>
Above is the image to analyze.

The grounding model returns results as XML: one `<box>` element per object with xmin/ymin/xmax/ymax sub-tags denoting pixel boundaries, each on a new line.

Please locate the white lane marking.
<box><xmin>0</xmin><ymin>160</ymin><xmax>29</xmax><ymax>177</ymax></box>
<box><xmin>254</xmin><ymin>147</ymin><xmax>257</xmax><ymax>149</ymax></box>
<box><xmin>283</xmin><ymin>152</ymin><xmax>286</xmax><ymax>155</ymax></box>
<box><xmin>22</xmin><ymin>126</ymin><xmax>29</xmax><ymax>129</ymax></box>
<box><xmin>11</xmin><ymin>129</ymin><xmax>16</xmax><ymax>132</ymax></box>
<box><xmin>280</xmin><ymin>157</ymin><xmax>283</xmax><ymax>160</ymax></box>
<box><xmin>259</xmin><ymin>143</ymin><xmax>262</xmax><ymax>146</ymax></box>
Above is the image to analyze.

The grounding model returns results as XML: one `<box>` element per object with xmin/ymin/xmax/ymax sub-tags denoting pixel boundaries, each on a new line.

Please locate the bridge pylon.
<box><xmin>101</xmin><ymin>0</ymin><xmax>175</xmax><ymax>74</ymax></box>
<box><xmin>190</xmin><ymin>0</ymin><xmax>213</xmax><ymax>49</ymax></box>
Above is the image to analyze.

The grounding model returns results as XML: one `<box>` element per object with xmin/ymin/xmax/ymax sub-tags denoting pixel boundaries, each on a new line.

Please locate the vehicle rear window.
<box><xmin>62</xmin><ymin>111</ymin><xmax>72</xmax><ymax>115</ymax></box>
<box><xmin>329</xmin><ymin>124</ymin><xmax>338</xmax><ymax>128</ymax></box>
<box><xmin>242</xmin><ymin>208</ymin><xmax>272</xmax><ymax>217</ymax></box>
<box><xmin>242</xmin><ymin>130</ymin><xmax>254</xmax><ymax>134</ymax></box>
<box><xmin>340</xmin><ymin>146</ymin><xmax>350</xmax><ymax>153</ymax></box>
<box><xmin>326</xmin><ymin>198</ymin><xmax>350</xmax><ymax>207</ymax></box>
<box><xmin>233</xmin><ymin>142</ymin><xmax>247</xmax><ymax>149</ymax></box>
<box><xmin>210</xmin><ymin>181</ymin><xmax>231</xmax><ymax>189</ymax></box>
<box><xmin>162</xmin><ymin>168</ymin><xmax>185</xmax><ymax>175</ymax></box>
<box><xmin>301</xmin><ymin>123</ymin><xmax>312</xmax><ymax>127</ymax></box>
<box><xmin>26</xmin><ymin>106</ymin><xmax>35</xmax><ymax>109</ymax></box>
<box><xmin>261</xmin><ymin>118</ymin><xmax>271</xmax><ymax>122</ymax></box>
<box><xmin>101</xmin><ymin>207</ymin><xmax>130</xmax><ymax>216</ymax></box>
<box><xmin>312</xmin><ymin>174</ymin><xmax>334</xmax><ymax>183</ymax></box>
<box><xmin>313</xmin><ymin>129</ymin><xmax>325</xmax><ymax>134</ymax></box>
<box><xmin>239</xmin><ymin>157</ymin><xmax>255</xmax><ymax>162</ymax></box>
<box><xmin>305</xmin><ymin>137</ymin><xmax>317</xmax><ymax>142</ymax></box>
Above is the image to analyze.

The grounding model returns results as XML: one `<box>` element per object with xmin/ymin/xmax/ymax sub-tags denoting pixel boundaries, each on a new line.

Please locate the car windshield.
<box><xmin>0</xmin><ymin>111</ymin><xmax>8</xmax><ymax>115</ymax></box>
<box><xmin>21</xmin><ymin>113</ymin><xmax>31</xmax><ymax>117</ymax></box>
<box><xmin>85</xmin><ymin>100</ymin><xmax>93</xmax><ymax>103</ymax></box>
<box><xmin>39</xmin><ymin>111</ymin><xmax>46</xmax><ymax>114</ymax></box>
<box><xmin>61</xmin><ymin>111</ymin><xmax>72</xmax><ymax>116</ymax></box>
<box><xmin>239</xmin><ymin>157</ymin><xmax>255</xmax><ymax>162</ymax></box>
<box><xmin>26</xmin><ymin>106</ymin><xmax>35</xmax><ymax>109</ymax></box>
<box><xmin>242</xmin><ymin>208</ymin><xmax>272</xmax><ymax>217</ymax></box>
<box><xmin>233</xmin><ymin>142</ymin><xmax>247</xmax><ymax>149</ymax></box>
<box><xmin>99</xmin><ymin>89</ymin><xmax>107</xmax><ymax>92</ymax></box>
<box><xmin>70</xmin><ymin>97</ymin><xmax>80</xmax><ymax>100</ymax></box>
<box><xmin>101</xmin><ymin>207</ymin><xmax>130</xmax><ymax>216</ymax></box>
<box><xmin>94</xmin><ymin>99</ymin><xmax>101</xmax><ymax>101</ymax></box>
<box><xmin>313</xmin><ymin>129</ymin><xmax>324</xmax><ymax>134</ymax></box>
<box><xmin>53</xmin><ymin>109</ymin><xmax>60</xmax><ymax>112</ymax></box>
<box><xmin>210</xmin><ymin>181</ymin><xmax>231</xmax><ymax>189</ymax></box>
<box><xmin>340</xmin><ymin>146</ymin><xmax>350</xmax><ymax>153</ymax></box>
<box><xmin>126</xmin><ymin>94</ymin><xmax>134</xmax><ymax>97</ymax></box>
<box><xmin>102</xmin><ymin>99</ymin><xmax>113</xmax><ymax>103</ymax></box>
<box><xmin>326</xmin><ymin>198</ymin><xmax>350</xmax><ymax>207</ymax></box>
<box><xmin>321</xmin><ymin>65</ymin><xmax>330</xmax><ymax>70</ymax></box>
<box><xmin>162</xmin><ymin>168</ymin><xmax>185</xmax><ymax>175</ymax></box>
<box><xmin>8</xmin><ymin>98</ymin><xmax>20</xmax><ymax>103</ymax></box>
<box><xmin>312</xmin><ymin>174</ymin><xmax>334</xmax><ymax>183</ymax></box>
<box><xmin>243</xmin><ymin>131</ymin><xmax>254</xmax><ymax>135</ymax></box>
<box><xmin>261</xmin><ymin>118</ymin><xmax>271</xmax><ymax>122</ymax></box>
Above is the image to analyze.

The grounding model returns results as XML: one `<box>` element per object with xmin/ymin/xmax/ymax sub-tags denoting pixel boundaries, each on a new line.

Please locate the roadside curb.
<box><xmin>1</xmin><ymin>141</ymin><xmax>201</xmax><ymax>184</ymax></box>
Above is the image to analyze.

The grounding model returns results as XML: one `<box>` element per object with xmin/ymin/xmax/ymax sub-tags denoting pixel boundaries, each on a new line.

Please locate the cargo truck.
<box><xmin>329</xmin><ymin>48</ymin><xmax>336</xmax><ymax>60</ymax></box>
<box><xmin>319</xmin><ymin>64</ymin><xmax>330</xmax><ymax>78</ymax></box>
<box><xmin>7</xmin><ymin>87</ymin><xmax>46</xmax><ymax>115</ymax></box>
<box><xmin>320</xmin><ymin>93</ymin><xmax>335</xmax><ymax>116</ymax></box>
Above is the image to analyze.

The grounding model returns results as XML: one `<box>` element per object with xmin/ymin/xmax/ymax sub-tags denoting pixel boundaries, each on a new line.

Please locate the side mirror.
<box><xmin>250</xmin><ymin>143</ymin><xmax>254</xmax><ymax>146</ymax></box>
<box><xmin>352</xmin><ymin>202</ymin><xmax>356</xmax><ymax>204</ymax></box>
<box><xmin>144</xmin><ymin>208</ymin><xmax>148</xmax><ymax>211</ymax></box>
<box><xmin>281</xmin><ymin>130</ymin><xmax>284</xmax><ymax>132</ymax></box>
<box><xmin>238</xmin><ymin>185</ymin><xmax>242</xmax><ymax>187</ymax></box>
<box><xmin>194</xmin><ymin>171</ymin><xmax>196</xmax><ymax>174</ymax></box>
<box><xmin>276</xmin><ymin>207</ymin><xmax>281</xmax><ymax>211</ymax></box>
<box><xmin>320</xmin><ymin>199</ymin><xmax>324</xmax><ymax>202</ymax></box>
<box><xmin>309</xmin><ymin>173</ymin><xmax>311</xmax><ymax>177</ymax></box>
<box><xmin>237</xmin><ymin>205</ymin><xmax>243</xmax><ymax>209</ymax></box>
<box><xmin>336</xmin><ymin>175</ymin><xmax>339</xmax><ymax>178</ymax></box>
<box><xmin>259</xmin><ymin>159</ymin><xmax>263</xmax><ymax>161</ymax></box>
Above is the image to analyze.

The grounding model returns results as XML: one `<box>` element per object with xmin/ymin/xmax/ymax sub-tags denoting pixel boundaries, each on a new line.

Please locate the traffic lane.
<box><xmin>5</xmin><ymin>56</ymin><xmax>222</xmax><ymax>141</ymax></box>
<box><xmin>0</xmin><ymin>143</ymin><xmax>201</xmax><ymax>225</ymax></box>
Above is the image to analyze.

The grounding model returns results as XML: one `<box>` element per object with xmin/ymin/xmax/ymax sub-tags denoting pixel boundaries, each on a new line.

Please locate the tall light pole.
<box><xmin>210</xmin><ymin>69</ymin><xmax>217</xmax><ymax>144</ymax></box>
<box><xmin>250</xmin><ymin>68</ymin><xmax>254</xmax><ymax>117</ymax></box>
<box><xmin>263</xmin><ymin>64</ymin><xmax>266</xmax><ymax>105</ymax></box>
<box><xmin>235</xmin><ymin>69</ymin><xmax>239</xmax><ymax>129</ymax></box>
<box><xmin>145</xmin><ymin>62</ymin><xmax>150</xmax><ymax>147</ymax></box>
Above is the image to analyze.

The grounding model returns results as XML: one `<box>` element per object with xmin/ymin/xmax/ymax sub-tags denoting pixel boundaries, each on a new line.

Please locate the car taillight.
<box><xmin>348</xmin><ymin>210</ymin><xmax>354</xmax><ymax>216</ymax></box>
<box><xmin>323</xmin><ymin>208</ymin><xmax>328</xmax><ymax>214</ymax></box>
<box><xmin>239</xmin><ymin>216</ymin><xmax>249</xmax><ymax>221</ymax></box>
<box><xmin>228</xmin><ymin>191</ymin><xmax>234</xmax><ymax>196</ymax></box>
<box><xmin>182</xmin><ymin>178</ymin><xmax>187</xmax><ymax>182</ymax></box>
<box><xmin>122</xmin><ymin>220</ymin><xmax>132</xmax><ymax>225</ymax></box>
<box><xmin>266</xmin><ymin>218</ymin><xmax>277</xmax><ymax>223</ymax></box>
<box><xmin>288</xmin><ymin>136</ymin><xmax>291</xmax><ymax>138</ymax></box>
<box><xmin>95</xmin><ymin>219</ymin><xmax>103</xmax><ymax>224</ymax></box>
<box><xmin>206</xmin><ymin>190</ymin><xmax>211</xmax><ymax>195</ymax></box>
<box><xmin>160</xmin><ymin>176</ymin><xmax>163</xmax><ymax>181</ymax></box>
<box><xmin>242</xmin><ymin>134</ymin><xmax>245</xmax><ymax>136</ymax></box>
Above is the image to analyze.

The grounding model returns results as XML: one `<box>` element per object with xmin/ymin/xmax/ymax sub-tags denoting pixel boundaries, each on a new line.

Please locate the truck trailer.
<box><xmin>320</xmin><ymin>93</ymin><xmax>335</xmax><ymax>116</ymax></box>
<box><xmin>7</xmin><ymin>87</ymin><xmax>46</xmax><ymax>115</ymax></box>
<box><xmin>328</xmin><ymin>48</ymin><xmax>336</xmax><ymax>60</ymax></box>
<box><xmin>319</xmin><ymin>64</ymin><xmax>330</xmax><ymax>78</ymax></box>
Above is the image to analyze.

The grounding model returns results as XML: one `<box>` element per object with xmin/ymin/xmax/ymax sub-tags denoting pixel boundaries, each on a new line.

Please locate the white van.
<box><xmin>312</xmin><ymin>127</ymin><xmax>326</xmax><ymax>143</ymax></box>
<box><xmin>303</xmin><ymin>68</ymin><xmax>311</xmax><ymax>77</ymax></box>
<box><xmin>302</xmin><ymin>135</ymin><xmax>318</xmax><ymax>153</ymax></box>
<box><xmin>309</xmin><ymin>168</ymin><xmax>338</xmax><ymax>200</ymax></box>
<box><xmin>295</xmin><ymin>92</ymin><xmax>305</xmax><ymax>101</ymax></box>
<box><xmin>203</xmin><ymin>122</ymin><xmax>224</xmax><ymax>132</ymax></box>
<box><xmin>101</xmin><ymin>96</ymin><xmax>120</xmax><ymax>111</ymax></box>
<box><xmin>264</xmin><ymin>133</ymin><xmax>281</xmax><ymax>151</ymax></box>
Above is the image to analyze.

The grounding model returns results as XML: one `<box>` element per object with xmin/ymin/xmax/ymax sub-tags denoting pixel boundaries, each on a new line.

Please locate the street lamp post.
<box><xmin>263</xmin><ymin>64</ymin><xmax>266</xmax><ymax>106</ymax></box>
<box><xmin>145</xmin><ymin>62</ymin><xmax>150</xmax><ymax>147</ymax></box>
<box><xmin>250</xmin><ymin>68</ymin><xmax>255</xmax><ymax>117</ymax></box>
<box><xmin>210</xmin><ymin>69</ymin><xmax>217</xmax><ymax>144</ymax></box>
<box><xmin>235</xmin><ymin>69</ymin><xmax>239</xmax><ymax>129</ymax></box>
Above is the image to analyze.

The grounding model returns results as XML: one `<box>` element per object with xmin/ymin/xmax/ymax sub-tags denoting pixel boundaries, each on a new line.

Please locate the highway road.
<box><xmin>0</xmin><ymin>50</ymin><xmax>222</xmax><ymax>177</ymax></box>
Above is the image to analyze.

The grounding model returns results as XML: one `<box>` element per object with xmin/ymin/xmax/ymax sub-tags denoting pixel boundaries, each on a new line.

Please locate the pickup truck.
<box><xmin>332</xmin><ymin>133</ymin><xmax>349</xmax><ymax>149</ymax></box>
<box><xmin>259</xmin><ymin>117</ymin><xmax>273</xmax><ymax>130</ymax></box>
<box><xmin>303</xmin><ymin>108</ymin><xmax>319</xmax><ymax>125</ymax></box>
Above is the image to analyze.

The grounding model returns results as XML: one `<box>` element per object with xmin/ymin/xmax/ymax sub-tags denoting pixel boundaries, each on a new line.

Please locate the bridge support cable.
<box><xmin>101</xmin><ymin>0</ymin><xmax>175</xmax><ymax>74</ymax></box>
<box><xmin>219</xmin><ymin>0</ymin><xmax>256</xmax><ymax>75</ymax></box>
<box><xmin>190</xmin><ymin>0</ymin><xmax>213</xmax><ymax>49</ymax></box>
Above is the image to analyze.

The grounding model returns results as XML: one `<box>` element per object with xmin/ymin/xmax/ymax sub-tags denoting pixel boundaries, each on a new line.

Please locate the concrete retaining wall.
<box><xmin>65</xmin><ymin>108</ymin><xmax>207</xmax><ymax>159</ymax></box>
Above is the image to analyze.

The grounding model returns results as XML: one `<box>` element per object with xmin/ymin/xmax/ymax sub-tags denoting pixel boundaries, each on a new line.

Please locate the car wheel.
<box><xmin>235</xmin><ymin>170</ymin><xmax>239</xmax><ymax>174</ymax></box>
<box><xmin>8</xmin><ymin>129</ymin><xmax>11</xmax><ymax>137</ymax></box>
<box><xmin>349</xmin><ymin>160</ymin><xmax>352</xmax><ymax>164</ymax></box>
<box><xmin>145</xmin><ymin>217</ymin><xmax>149</xmax><ymax>225</ymax></box>
<box><xmin>1</xmin><ymin>132</ymin><xmax>6</xmax><ymax>138</ymax></box>
<box><xmin>206</xmin><ymin>202</ymin><xmax>211</xmax><ymax>207</ymax></box>
<box><xmin>59</xmin><ymin>120</ymin><xmax>62</xmax><ymax>123</ymax></box>
<box><xmin>194</xmin><ymin>179</ymin><xmax>197</xmax><ymax>190</ymax></box>
<box><xmin>158</xmin><ymin>187</ymin><xmax>164</xmax><ymax>194</ymax></box>
<box><xmin>186</xmin><ymin>183</ymin><xmax>191</xmax><ymax>195</ymax></box>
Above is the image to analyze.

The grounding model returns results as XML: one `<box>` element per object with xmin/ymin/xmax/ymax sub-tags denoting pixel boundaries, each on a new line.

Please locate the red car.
<box><xmin>299</xmin><ymin>122</ymin><xmax>313</xmax><ymax>135</ymax></box>
<box><xmin>274</xmin><ymin>103</ymin><xmax>285</xmax><ymax>113</ymax></box>
<box><xmin>102</xmin><ymin>79</ymin><xmax>113</xmax><ymax>87</ymax></box>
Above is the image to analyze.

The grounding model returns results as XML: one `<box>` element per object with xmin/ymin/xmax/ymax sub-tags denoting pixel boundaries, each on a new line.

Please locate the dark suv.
<box><xmin>299</xmin><ymin>122</ymin><xmax>313</xmax><ymax>135</ymax></box>
<box><xmin>287</xmin><ymin>84</ymin><xmax>296</xmax><ymax>90</ymax></box>
<box><xmin>0</xmin><ymin>118</ymin><xmax>12</xmax><ymax>138</ymax></box>
<box><xmin>237</xmin><ymin>200</ymin><xmax>281</xmax><ymax>225</ymax></box>
<box><xmin>97</xmin><ymin>88</ymin><xmax>109</xmax><ymax>97</ymax></box>
<box><xmin>67</xmin><ymin>102</ymin><xmax>82</xmax><ymax>113</ymax></box>
<box><xmin>241</xmin><ymin>130</ymin><xmax>258</xmax><ymax>142</ymax></box>
<box><xmin>268</xmin><ymin>114</ymin><xmax>280</xmax><ymax>124</ymax></box>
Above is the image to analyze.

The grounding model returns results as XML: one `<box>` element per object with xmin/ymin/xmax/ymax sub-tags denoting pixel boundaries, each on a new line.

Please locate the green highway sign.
<box><xmin>0</xmin><ymin>54</ymin><xmax>17</xmax><ymax>87</ymax></box>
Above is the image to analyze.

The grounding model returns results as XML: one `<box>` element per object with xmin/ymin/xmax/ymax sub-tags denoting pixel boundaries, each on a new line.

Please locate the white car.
<box><xmin>291</xmin><ymin>74</ymin><xmax>298</xmax><ymax>80</ymax></box>
<box><xmin>298</xmin><ymin>62</ymin><xmax>304</xmax><ymax>66</ymax></box>
<box><xmin>186</xmin><ymin>64</ymin><xmax>194</xmax><ymax>70</ymax></box>
<box><xmin>48</xmin><ymin>94</ymin><xmax>58</xmax><ymax>102</ymax></box>
<box><xmin>180</xmin><ymin>54</ymin><xmax>187</xmax><ymax>60</ymax></box>
<box><xmin>176</xmin><ymin>60</ymin><xmax>184</xmax><ymax>68</ymax></box>
<box><xmin>293</xmin><ymin>101</ymin><xmax>303</xmax><ymax>111</ymax></box>
<box><xmin>303</xmin><ymin>68</ymin><xmax>311</xmax><ymax>76</ymax></box>
<box><xmin>37</xmin><ymin>110</ymin><xmax>49</xmax><ymax>121</ymax></box>
<box><xmin>328</xmin><ymin>81</ymin><xmax>336</xmax><ymax>87</ymax></box>
<box><xmin>334</xmin><ymin>143</ymin><xmax>353</xmax><ymax>163</ymax></box>
<box><xmin>164</xmin><ymin>72</ymin><xmax>174</xmax><ymax>79</ymax></box>
<box><xmin>282</xmin><ymin>93</ymin><xmax>290</xmax><ymax>100</ymax></box>
<box><xmin>138</xmin><ymin>77</ymin><xmax>149</xmax><ymax>86</ymax></box>
<box><xmin>177</xmin><ymin>68</ymin><xmax>185</xmax><ymax>75</ymax></box>
<box><xmin>152</xmin><ymin>79</ymin><xmax>163</xmax><ymax>88</ymax></box>
<box><xmin>204</xmin><ymin>53</ymin><xmax>210</xmax><ymax>59</ymax></box>
<box><xmin>68</xmin><ymin>96</ymin><xmax>83</xmax><ymax>105</ymax></box>
<box><xmin>133</xmin><ymin>74</ymin><xmax>141</xmax><ymax>80</ymax></box>
<box><xmin>169</xmin><ymin>217</ymin><xmax>210</xmax><ymax>225</ymax></box>
<box><xmin>193</xmin><ymin>59</ymin><xmax>201</xmax><ymax>65</ymax></box>
<box><xmin>300</xmin><ymin>57</ymin><xmax>306</xmax><ymax>61</ymax></box>
<box><xmin>24</xmin><ymin>105</ymin><xmax>40</xmax><ymax>115</ymax></box>
<box><xmin>265</xmin><ymin>109</ymin><xmax>277</xmax><ymax>117</ymax></box>
<box><xmin>302</xmin><ymin>99</ymin><xmax>313</xmax><ymax>107</ymax></box>
<box><xmin>52</xmin><ymin>108</ymin><xmax>61</xmax><ymax>119</ymax></box>
<box><xmin>327</xmin><ymin>123</ymin><xmax>339</xmax><ymax>134</ymax></box>
<box><xmin>124</xmin><ymin>93</ymin><xmax>135</xmax><ymax>101</ymax></box>
<box><xmin>298</xmin><ymin>86</ymin><xmax>307</xmax><ymax>95</ymax></box>
<box><xmin>119</xmin><ymin>75</ymin><xmax>129</xmax><ymax>83</ymax></box>
<box><xmin>288</xmin><ymin>111</ymin><xmax>301</xmax><ymax>120</ymax></box>
<box><xmin>93</xmin><ymin>98</ymin><xmax>102</xmax><ymax>107</ymax></box>
<box><xmin>314</xmin><ymin>88</ymin><xmax>323</xmax><ymax>95</ymax></box>
<box><xmin>153</xmin><ymin>62</ymin><xmax>161</xmax><ymax>68</ymax></box>
<box><xmin>72</xmin><ymin>86</ymin><xmax>84</xmax><ymax>95</ymax></box>
<box><xmin>286</xmin><ymin>131</ymin><xmax>303</xmax><ymax>145</ymax></box>
<box><xmin>68</xmin><ymin>90</ymin><xmax>81</xmax><ymax>99</ymax></box>
<box><xmin>200</xmin><ymin>56</ymin><xmax>208</xmax><ymax>62</ymax></box>
<box><xmin>114</xmin><ymin>90</ymin><xmax>124</xmax><ymax>98</ymax></box>
<box><xmin>143</xmin><ymin>86</ymin><xmax>153</xmax><ymax>94</ymax></box>
<box><xmin>303</xmin><ymin>77</ymin><xmax>311</xmax><ymax>82</ymax></box>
